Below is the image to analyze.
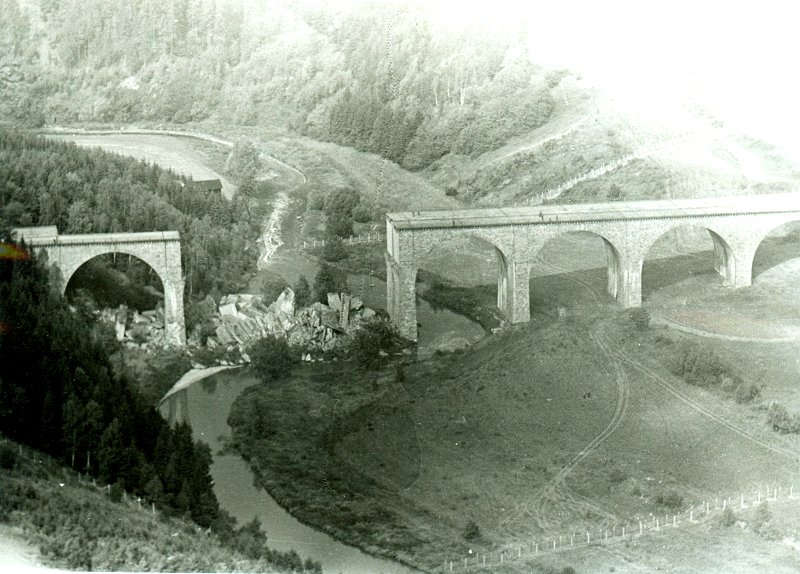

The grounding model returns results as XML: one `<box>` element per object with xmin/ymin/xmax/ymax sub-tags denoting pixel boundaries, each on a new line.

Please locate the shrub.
<box><xmin>109</xmin><ymin>483</ymin><xmax>123</xmax><ymax>503</ymax></box>
<box><xmin>0</xmin><ymin>443</ymin><xmax>17</xmax><ymax>470</ymax></box>
<box><xmin>655</xmin><ymin>489</ymin><xmax>683</xmax><ymax>509</ymax></box>
<box><xmin>322</xmin><ymin>236</ymin><xmax>347</xmax><ymax>262</ymax></box>
<box><xmin>313</xmin><ymin>264</ymin><xmax>348</xmax><ymax>304</ymax></box>
<box><xmin>627</xmin><ymin>307</ymin><xmax>650</xmax><ymax>331</ymax></box>
<box><xmin>352</xmin><ymin>204</ymin><xmax>373</xmax><ymax>223</ymax></box>
<box><xmin>608</xmin><ymin>467</ymin><xmax>627</xmax><ymax>484</ymax></box>
<box><xmin>462</xmin><ymin>519</ymin><xmax>481</xmax><ymax>542</ymax></box>
<box><xmin>261</xmin><ymin>274</ymin><xmax>289</xmax><ymax>304</ymax></box>
<box><xmin>720</xmin><ymin>506</ymin><xmax>736</xmax><ymax>527</ymax></box>
<box><xmin>293</xmin><ymin>275</ymin><xmax>311</xmax><ymax>309</ymax></box>
<box><xmin>248</xmin><ymin>336</ymin><xmax>299</xmax><ymax>383</ymax></box>
<box><xmin>350</xmin><ymin>318</ymin><xmax>403</xmax><ymax>369</ymax></box>
<box><xmin>734</xmin><ymin>383</ymin><xmax>761</xmax><ymax>404</ymax></box>
<box><xmin>308</xmin><ymin>194</ymin><xmax>325</xmax><ymax>211</ymax></box>
<box><xmin>670</xmin><ymin>341</ymin><xmax>728</xmax><ymax>387</ymax></box>
<box><xmin>767</xmin><ymin>402</ymin><xmax>799</xmax><ymax>433</ymax></box>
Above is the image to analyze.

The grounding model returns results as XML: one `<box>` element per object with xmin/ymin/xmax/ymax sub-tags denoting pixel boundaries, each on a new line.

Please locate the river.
<box><xmin>58</xmin><ymin>131</ymin><xmax>483</xmax><ymax>573</ymax></box>
<box><xmin>161</xmin><ymin>374</ymin><xmax>420</xmax><ymax>574</ymax></box>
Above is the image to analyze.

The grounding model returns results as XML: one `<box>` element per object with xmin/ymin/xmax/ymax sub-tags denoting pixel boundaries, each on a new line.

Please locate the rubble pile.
<box><xmin>98</xmin><ymin>304</ymin><xmax>169</xmax><ymax>350</ymax></box>
<box><xmin>207</xmin><ymin>288</ymin><xmax>377</xmax><ymax>357</ymax></box>
<box><xmin>95</xmin><ymin>287</ymin><xmax>380</xmax><ymax>359</ymax></box>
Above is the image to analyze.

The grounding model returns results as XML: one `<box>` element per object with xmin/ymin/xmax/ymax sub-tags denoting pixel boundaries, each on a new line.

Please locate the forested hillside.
<box><xmin>0</xmin><ymin>243</ymin><xmax>220</xmax><ymax>527</ymax></box>
<box><xmin>0</xmin><ymin>0</ymin><xmax>557</xmax><ymax>171</ymax></box>
<box><xmin>0</xmin><ymin>245</ymin><xmax>322</xmax><ymax>572</ymax></box>
<box><xmin>0</xmin><ymin>130</ymin><xmax>258</xmax><ymax>300</ymax></box>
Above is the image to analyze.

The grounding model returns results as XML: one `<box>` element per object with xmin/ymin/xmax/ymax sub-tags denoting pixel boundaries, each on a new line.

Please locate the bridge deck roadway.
<box><xmin>388</xmin><ymin>192</ymin><xmax>800</xmax><ymax>230</ymax></box>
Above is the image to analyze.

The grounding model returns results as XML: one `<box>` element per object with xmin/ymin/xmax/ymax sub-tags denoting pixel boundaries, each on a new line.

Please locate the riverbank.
<box><xmin>165</xmin><ymin>368</ymin><xmax>421</xmax><ymax>574</ymax></box>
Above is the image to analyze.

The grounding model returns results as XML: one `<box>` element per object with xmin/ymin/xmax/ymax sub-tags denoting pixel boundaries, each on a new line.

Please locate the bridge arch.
<box><xmin>751</xmin><ymin>220</ymin><xmax>800</xmax><ymax>283</ymax></box>
<box><xmin>65</xmin><ymin>251</ymin><xmax>167</xmax><ymax>316</ymax></box>
<box><xmin>529</xmin><ymin>229</ymin><xmax>623</xmax><ymax>310</ymax></box>
<box><xmin>388</xmin><ymin>232</ymin><xmax>521</xmax><ymax>341</ymax></box>
<box><xmin>58</xmin><ymin>246</ymin><xmax>173</xmax><ymax>295</ymax></box>
<box><xmin>13</xmin><ymin>227</ymin><xmax>186</xmax><ymax>345</ymax></box>
<box><xmin>640</xmin><ymin>224</ymin><xmax>736</xmax><ymax>301</ymax></box>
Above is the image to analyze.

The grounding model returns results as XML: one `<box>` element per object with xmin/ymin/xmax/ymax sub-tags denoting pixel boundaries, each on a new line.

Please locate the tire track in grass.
<box><xmin>609</xmin><ymin>344</ymin><xmax>798</xmax><ymax>460</ymax></box>
<box><xmin>520</xmin><ymin>327</ymin><xmax>629</xmax><ymax>532</ymax></box>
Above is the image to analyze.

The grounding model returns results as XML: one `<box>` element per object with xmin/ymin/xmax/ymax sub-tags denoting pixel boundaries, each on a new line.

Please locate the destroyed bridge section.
<box><xmin>385</xmin><ymin>192</ymin><xmax>800</xmax><ymax>341</ymax></box>
<box><xmin>13</xmin><ymin>226</ymin><xmax>186</xmax><ymax>346</ymax></box>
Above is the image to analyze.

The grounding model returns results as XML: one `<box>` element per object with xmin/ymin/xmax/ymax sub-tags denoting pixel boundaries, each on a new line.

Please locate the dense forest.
<box><xmin>0</xmin><ymin>130</ymin><xmax>258</xmax><ymax>302</ymax></box>
<box><xmin>0</xmin><ymin>243</ymin><xmax>220</xmax><ymax>526</ymax></box>
<box><xmin>0</xmin><ymin>0</ymin><xmax>558</xmax><ymax>170</ymax></box>
<box><xmin>0</xmin><ymin>242</ymin><xmax>322</xmax><ymax>572</ymax></box>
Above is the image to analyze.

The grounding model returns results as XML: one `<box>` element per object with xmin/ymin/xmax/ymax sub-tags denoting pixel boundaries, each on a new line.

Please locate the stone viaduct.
<box><xmin>13</xmin><ymin>226</ymin><xmax>186</xmax><ymax>345</ymax></box>
<box><xmin>386</xmin><ymin>192</ymin><xmax>800</xmax><ymax>341</ymax></box>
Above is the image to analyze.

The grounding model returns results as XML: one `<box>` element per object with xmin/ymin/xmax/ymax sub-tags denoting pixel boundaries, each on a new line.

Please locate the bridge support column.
<box><xmin>498</xmin><ymin>258</ymin><xmax>530</xmax><ymax>324</ymax></box>
<box><xmin>386</xmin><ymin>252</ymin><xmax>418</xmax><ymax>342</ymax></box>
<box><xmin>710</xmin><ymin>231</ymin><xmax>738</xmax><ymax>286</ymax></box>
<box><xmin>163</xmin><ymin>275</ymin><xmax>186</xmax><ymax>346</ymax></box>
<box><xmin>731</xmin><ymin>248</ymin><xmax>755</xmax><ymax>289</ymax></box>
<box><xmin>616</xmin><ymin>257</ymin><xmax>643</xmax><ymax>308</ymax></box>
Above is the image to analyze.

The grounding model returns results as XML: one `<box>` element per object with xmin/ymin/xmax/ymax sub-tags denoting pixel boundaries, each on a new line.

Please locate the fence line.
<box><xmin>0</xmin><ymin>436</ymin><xmax>191</xmax><ymax>529</ymax></box>
<box><xmin>442</xmin><ymin>481</ymin><xmax>800</xmax><ymax>571</ymax></box>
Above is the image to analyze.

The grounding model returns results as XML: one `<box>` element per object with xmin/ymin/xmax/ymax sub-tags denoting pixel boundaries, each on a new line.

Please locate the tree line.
<box><xmin>0</xmin><ymin>0</ymin><xmax>560</xmax><ymax>171</ymax></box>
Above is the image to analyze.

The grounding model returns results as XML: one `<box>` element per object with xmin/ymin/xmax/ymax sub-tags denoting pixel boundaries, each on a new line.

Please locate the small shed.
<box><xmin>190</xmin><ymin>179</ymin><xmax>222</xmax><ymax>193</ymax></box>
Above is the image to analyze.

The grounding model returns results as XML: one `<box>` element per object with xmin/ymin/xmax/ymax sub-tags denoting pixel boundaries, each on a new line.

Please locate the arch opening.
<box><xmin>411</xmin><ymin>234</ymin><xmax>503</xmax><ymax>352</ymax></box>
<box><xmin>641</xmin><ymin>225</ymin><xmax>733</xmax><ymax>304</ymax></box>
<box><xmin>751</xmin><ymin>220</ymin><xmax>800</xmax><ymax>284</ymax></box>
<box><xmin>529</xmin><ymin>230</ymin><xmax>621</xmax><ymax>316</ymax></box>
<box><xmin>64</xmin><ymin>252</ymin><xmax>174</xmax><ymax>346</ymax></box>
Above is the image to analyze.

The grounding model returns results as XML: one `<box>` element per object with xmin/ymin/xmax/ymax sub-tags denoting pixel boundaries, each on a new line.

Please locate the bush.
<box><xmin>462</xmin><ymin>519</ymin><xmax>481</xmax><ymax>542</ymax></box>
<box><xmin>248</xmin><ymin>336</ymin><xmax>299</xmax><ymax>383</ymax></box>
<box><xmin>627</xmin><ymin>307</ymin><xmax>649</xmax><ymax>331</ymax></box>
<box><xmin>293</xmin><ymin>276</ymin><xmax>311</xmax><ymax>309</ymax></box>
<box><xmin>767</xmin><ymin>402</ymin><xmax>799</xmax><ymax>433</ymax></box>
<box><xmin>734</xmin><ymin>383</ymin><xmax>761</xmax><ymax>404</ymax></box>
<box><xmin>350</xmin><ymin>319</ymin><xmax>403</xmax><ymax>369</ymax></box>
<box><xmin>0</xmin><ymin>443</ymin><xmax>17</xmax><ymax>470</ymax></box>
<box><xmin>670</xmin><ymin>341</ymin><xmax>729</xmax><ymax>387</ymax></box>
<box><xmin>720</xmin><ymin>506</ymin><xmax>736</xmax><ymax>527</ymax></box>
<box><xmin>313</xmin><ymin>264</ymin><xmax>348</xmax><ymax>304</ymax></box>
<box><xmin>352</xmin><ymin>204</ymin><xmax>373</xmax><ymax>223</ymax></box>
<box><xmin>608</xmin><ymin>467</ymin><xmax>627</xmax><ymax>484</ymax></box>
<box><xmin>109</xmin><ymin>483</ymin><xmax>124</xmax><ymax>503</ymax></box>
<box><xmin>322</xmin><ymin>236</ymin><xmax>347</xmax><ymax>262</ymax></box>
<box><xmin>261</xmin><ymin>274</ymin><xmax>289</xmax><ymax>304</ymax></box>
<box><xmin>308</xmin><ymin>194</ymin><xmax>325</xmax><ymax>211</ymax></box>
<box><xmin>655</xmin><ymin>489</ymin><xmax>683</xmax><ymax>509</ymax></box>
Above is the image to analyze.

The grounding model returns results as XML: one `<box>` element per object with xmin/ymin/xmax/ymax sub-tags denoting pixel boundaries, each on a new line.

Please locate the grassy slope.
<box><xmin>227</xmin><ymin>304</ymin><xmax>800</xmax><ymax>572</ymax></box>
<box><xmin>0</xmin><ymin>439</ymin><xmax>289</xmax><ymax>573</ymax></box>
<box><xmin>227</xmin><ymin>223</ymin><xmax>800</xmax><ymax>572</ymax></box>
<box><xmin>423</xmin><ymin>74</ymin><xmax>800</xmax><ymax>207</ymax></box>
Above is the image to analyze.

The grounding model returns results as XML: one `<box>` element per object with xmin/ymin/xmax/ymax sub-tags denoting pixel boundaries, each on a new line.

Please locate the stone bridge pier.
<box><xmin>13</xmin><ymin>226</ymin><xmax>187</xmax><ymax>346</ymax></box>
<box><xmin>385</xmin><ymin>193</ymin><xmax>800</xmax><ymax>342</ymax></box>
